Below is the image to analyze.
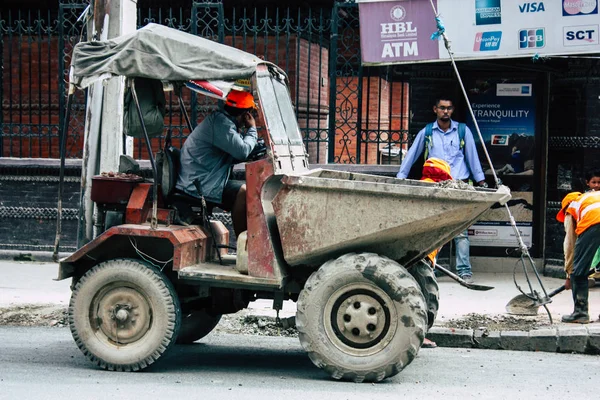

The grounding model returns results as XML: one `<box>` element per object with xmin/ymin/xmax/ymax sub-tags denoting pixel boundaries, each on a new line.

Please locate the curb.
<box><xmin>428</xmin><ymin>325</ymin><xmax>600</xmax><ymax>354</ymax></box>
<box><xmin>544</xmin><ymin>263</ymin><xmax>567</xmax><ymax>279</ymax></box>
<box><xmin>0</xmin><ymin>250</ymin><xmax>69</xmax><ymax>263</ymax></box>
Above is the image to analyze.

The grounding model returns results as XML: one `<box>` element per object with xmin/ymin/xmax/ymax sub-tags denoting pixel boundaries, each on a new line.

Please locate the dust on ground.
<box><xmin>0</xmin><ymin>305</ymin><xmax>68</xmax><ymax>327</ymax></box>
<box><xmin>441</xmin><ymin>312</ymin><xmax>552</xmax><ymax>332</ymax></box>
<box><xmin>0</xmin><ymin>305</ymin><xmax>298</xmax><ymax>337</ymax></box>
<box><xmin>0</xmin><ymin>307</ymin><xmax>553</xmax><ymax>335</ymax></box>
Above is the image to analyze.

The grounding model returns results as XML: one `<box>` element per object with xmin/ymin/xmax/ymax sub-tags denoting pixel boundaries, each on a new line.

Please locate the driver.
<box><xmin>176</xmin><ymin>89</ymin><xmax>258</xmax><ymax>236</ymax></box>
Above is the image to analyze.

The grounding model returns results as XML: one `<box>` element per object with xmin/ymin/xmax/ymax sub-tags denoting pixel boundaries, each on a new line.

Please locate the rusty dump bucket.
<box><xmin>270</xmin><ymin>169</ymin><xmax>511</xmax><ymax>268</ymax></box>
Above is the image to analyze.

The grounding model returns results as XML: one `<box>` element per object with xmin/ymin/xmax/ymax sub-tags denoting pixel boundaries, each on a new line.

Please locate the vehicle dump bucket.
<box><xmin>271</xmin><ymin>169</ymin><xmax>511</xmax><ymax>268</ymax></box>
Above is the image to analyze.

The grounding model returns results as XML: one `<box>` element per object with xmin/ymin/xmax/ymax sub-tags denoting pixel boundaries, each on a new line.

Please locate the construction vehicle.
<box><xmin>55</xmin><ymin>24</ymin><xmax>510</xmax><ymax>382</ymax></box>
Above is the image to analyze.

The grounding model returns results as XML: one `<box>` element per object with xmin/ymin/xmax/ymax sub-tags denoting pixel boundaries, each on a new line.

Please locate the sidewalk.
<box><xmin>1</xmin><ymin>260</ymin><xmax>599</xmax><ymax>353</ymax></box>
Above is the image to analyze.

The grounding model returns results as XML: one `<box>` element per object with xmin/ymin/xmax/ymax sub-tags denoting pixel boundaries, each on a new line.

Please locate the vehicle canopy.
<box><xmin>68</xmin><ymin>22</ymin><xmax>305</xmax><ymax>173</ymax></box>
<box><xmin>70</xmin><ymin>23</ymin><xmax>285</xmax><ymax>88</ymax></box>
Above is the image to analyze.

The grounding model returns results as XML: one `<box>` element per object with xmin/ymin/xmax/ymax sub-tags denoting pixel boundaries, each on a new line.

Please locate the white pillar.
<box><xmin>99</xmin><ymin>0</ymin><xmax>137</xmax><ymax>172</ymax></box>
<box><xmin>78</xmin><ymin>0</ymin><xmax>137</xmax><ymax>246</ymax></box>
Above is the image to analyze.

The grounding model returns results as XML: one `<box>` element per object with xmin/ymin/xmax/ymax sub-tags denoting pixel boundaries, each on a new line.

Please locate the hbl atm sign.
<box><xmin>358</xmin><ymin>0</ymin><xmax>440</xmax><ymax>65</ymax></box>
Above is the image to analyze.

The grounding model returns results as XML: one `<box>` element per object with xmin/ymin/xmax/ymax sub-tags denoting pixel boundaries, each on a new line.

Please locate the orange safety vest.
<box><xmin>566</xmin><ymin>191</ymin><xmax>600</xmax><ymax>236</ymax></box>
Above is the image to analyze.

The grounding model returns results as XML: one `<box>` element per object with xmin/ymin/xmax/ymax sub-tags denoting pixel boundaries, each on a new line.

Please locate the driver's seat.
<box><xmin>158</xmin><ymin>145</ymin><xmax>209</xmax><ymax>224</ymax></box>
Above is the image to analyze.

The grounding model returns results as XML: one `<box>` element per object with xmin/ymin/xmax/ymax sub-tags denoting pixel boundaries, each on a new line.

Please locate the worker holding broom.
<box><xmin>556</xmin><ymin>190</ymin><xmax>600</xmax><ymax>323</ymax></box>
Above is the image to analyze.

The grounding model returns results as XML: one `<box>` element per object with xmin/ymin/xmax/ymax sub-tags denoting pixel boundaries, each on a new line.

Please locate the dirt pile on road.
<box><xmin>1</xmin><ymin>306</ymin><xmax>552</xmax><ymax>335</ymax></box>
<box><xmin>0</xmin><ymin>305</ymin><xmax>298</xmax><ymax>337</ymax></box>
<box><xmin>0</xmin><ymin>305</ymin><xmax>68</xmax><ymax>327</ymax></box>
<box><xmin>441</xmin><ymin>313</ymin><xmax>552</xmax><ymax>332</ymax></box>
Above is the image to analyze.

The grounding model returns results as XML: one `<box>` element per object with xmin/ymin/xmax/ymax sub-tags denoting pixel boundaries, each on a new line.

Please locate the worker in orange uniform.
<box><xmin>556</xmin><ymin>190</ymin><xmax>600</xmax><ymax>323</ymax></box>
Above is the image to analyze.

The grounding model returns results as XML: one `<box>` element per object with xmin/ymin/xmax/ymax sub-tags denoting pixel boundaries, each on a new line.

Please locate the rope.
<box><xmin>427</xmin><ymin>2</ymin><xmax>552</xmax><ymax>317</ymax></box>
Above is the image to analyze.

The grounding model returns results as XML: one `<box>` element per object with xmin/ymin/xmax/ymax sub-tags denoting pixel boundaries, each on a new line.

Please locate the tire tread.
<box><xmin>68</xmin><ymin>258</ymin><xmax>181</xmax><ymax>372</ymax></box>
<box><xmin>297</xmin><ymin>253</ymin><xmax>427</xmax><ymax>383</ymax></box>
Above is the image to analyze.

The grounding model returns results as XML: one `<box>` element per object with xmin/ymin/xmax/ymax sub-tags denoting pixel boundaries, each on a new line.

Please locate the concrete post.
<box><xmin>99</xmin><ymin>0</ymin><xmax>137</xmax><ymax>172</ymax></box>
<box><xmin>78</xmin><ymin>0</ymin><xmax>137</xmax><ymax>246</ymax></box>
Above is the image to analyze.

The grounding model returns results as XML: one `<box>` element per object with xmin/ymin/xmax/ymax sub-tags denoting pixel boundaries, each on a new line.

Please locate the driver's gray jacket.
<box><xmin>176</xmin><ymin>110</ymin><xmax>257</xmax><ymax>204</ymax></box>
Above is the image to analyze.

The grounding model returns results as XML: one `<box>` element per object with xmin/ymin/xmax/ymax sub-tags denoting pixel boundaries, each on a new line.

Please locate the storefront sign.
<box><xmin>468</xmin><ymin>223</ymin><xmax>532</xmax><ymax>247</ymax></box>
<box><xmin>358</xmin><ymin>0</ymin><xmax>439</xmax><ymax>63</ymax></box>
<box><xmin>357</xmin><ymin>0</ymin><xmax>600</xmax><ymax>65</ymax></box>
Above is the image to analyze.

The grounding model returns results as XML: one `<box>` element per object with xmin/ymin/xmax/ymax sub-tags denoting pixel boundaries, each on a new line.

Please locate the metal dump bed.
<box><xmin>271</xmin><ymin>169</ymin><xmax>511</xmax><ymax>268</ymax></box>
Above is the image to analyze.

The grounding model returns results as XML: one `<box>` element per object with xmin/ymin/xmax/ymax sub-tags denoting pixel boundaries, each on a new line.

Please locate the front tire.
<box><xmin>296</xmin><ymin>253</ymin><xmax>427</xmax><ymax>383</ymax></box>
<box><xmin>69</xmin><ymin>258</ymin><xmax>181</xmax><ymax>371</ymax></box>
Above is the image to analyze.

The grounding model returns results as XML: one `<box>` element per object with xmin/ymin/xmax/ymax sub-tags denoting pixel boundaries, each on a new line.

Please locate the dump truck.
<box><xmin>55</xmin><ymin>24</ymin><xmax>511</xmax><ymax>382</ymax></box>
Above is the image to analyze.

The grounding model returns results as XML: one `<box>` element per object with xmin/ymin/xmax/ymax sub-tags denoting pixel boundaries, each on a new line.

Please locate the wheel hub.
<box><xmin>92</xmin><ymin>284</ymin><xmax>152</xmax><ymax>345</ymax></box>
<box><xmin>324</xmin><ymin>286</ymin><xmax>395</xmax><ymax>355</ymax></box>
<box><xmin>338</xmin><ymin>295</ymin><xmax>386</xmax><ymax>344</ymax></box>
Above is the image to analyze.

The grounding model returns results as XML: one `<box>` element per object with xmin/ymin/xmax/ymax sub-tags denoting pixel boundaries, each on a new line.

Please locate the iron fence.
<box><xmin>1</xmin><ymin>0</ymin><xmax>411</xmax><ymax>165</ymax></box>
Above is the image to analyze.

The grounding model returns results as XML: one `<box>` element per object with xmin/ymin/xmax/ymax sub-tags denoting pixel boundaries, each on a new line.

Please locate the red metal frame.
<box><xmin>61</xmin><ymin>224</ymin><xmax>209</xmax><ymax>271</ymax></box>
<box><xmin>245</xmin><ymin>158</ymin><xmax>278</xmax><ymax>279</ymax></box>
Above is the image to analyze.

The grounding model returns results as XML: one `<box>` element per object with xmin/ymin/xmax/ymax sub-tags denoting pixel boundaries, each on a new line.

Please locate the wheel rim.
<box><xmin>90</xmin><ymin>282</ymin><xmax>152</xmax><ymax>345</ymax></box>
<box><xmin>324</xmin><ymin>284</ymin><xmax>397</xmax><ymax>356</ymax></box>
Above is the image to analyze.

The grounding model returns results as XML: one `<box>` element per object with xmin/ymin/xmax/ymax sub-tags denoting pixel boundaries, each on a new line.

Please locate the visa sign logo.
<box><xmin>564</xmin><ymin>25</ymin><xmax>599</xmax><ymax>45</ymax></box>
<box><xmin>473</xmin><ymin>31</ymin><xmax>502</xmax><ymax>51</ymax></box>
<box><xmin>519</xmin><ymin>28</ymin><xmax>545</xmax><ymax>49</ymax></box>
<box><xmin>519</xmin><ymin>2</ymin><xmax>546</xmax><ymax>12</ymax></box>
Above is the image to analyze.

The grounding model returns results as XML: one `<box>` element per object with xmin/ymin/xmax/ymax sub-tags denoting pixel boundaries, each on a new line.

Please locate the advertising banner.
<box><xmin>465</xmin><ymin>81</ymin><xmax>536</xmax><ymax>247</ymax></box>
<box><xmin>358</xmin><ymin>0</ymin><xmax>600</xmax><ymax>65</ymax></box>
<box><xmin>358</xmin><ymin>0</ymin><xmax>439</xmax><ymax>63</ymax></box>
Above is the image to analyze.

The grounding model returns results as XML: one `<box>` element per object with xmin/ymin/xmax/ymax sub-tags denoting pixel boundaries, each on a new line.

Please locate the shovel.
<box><xmin>505</xmin><ymin>269</ymin><xmax>595</xmax><ymax>316</ymax></box>
<box><xmin>432</xmin><ymin>261</ymin><xmax>494</xmax><ymax>291</ymax></box>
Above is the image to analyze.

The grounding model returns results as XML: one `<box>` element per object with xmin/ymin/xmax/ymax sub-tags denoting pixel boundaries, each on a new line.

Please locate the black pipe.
<box><xmin>177</xmin><ymin>89</ymin><xmax>194</xmax><ymax>138</ymax></box>
<box><xmin>53</xmin><ymin>90</ymin><xmax>74</xmax><ymax>261</ymax></box>
<box><xmin>131</xmin><ymin>79</ymin><xmax>158</xmax><ymax>229</ymax></box>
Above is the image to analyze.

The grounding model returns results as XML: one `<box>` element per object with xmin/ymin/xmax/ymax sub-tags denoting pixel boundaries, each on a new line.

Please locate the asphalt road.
<box><xmin>1</xmin><ymin>327</ymin><xmax>599</xmax><ymax>399</ymax></box>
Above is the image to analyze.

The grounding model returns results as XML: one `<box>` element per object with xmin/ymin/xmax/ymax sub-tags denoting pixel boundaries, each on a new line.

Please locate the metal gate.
<box><xmin>1</xmin><ymin>0</ymin><xmax>410</xmax><ymax>164</ymax></box>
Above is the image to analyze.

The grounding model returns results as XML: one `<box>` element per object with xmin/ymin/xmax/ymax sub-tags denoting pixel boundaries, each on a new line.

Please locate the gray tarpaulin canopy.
<box><xmin>71</xmin><ymin>23</ymin><xmax>276</xmax><ymax>88</ymax></box>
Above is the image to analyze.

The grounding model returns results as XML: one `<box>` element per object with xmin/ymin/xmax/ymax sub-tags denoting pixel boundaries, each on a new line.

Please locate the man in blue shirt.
<box><xmin>397</xmin><ymin>97</ymin><xmax>487</xmax><ymax>283</ymax></box>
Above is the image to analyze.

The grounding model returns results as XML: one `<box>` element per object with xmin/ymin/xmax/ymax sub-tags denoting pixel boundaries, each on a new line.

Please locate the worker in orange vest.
<box><xmin>556</xmin><ymin>190</ymin><xmax>600</xmax><ymax>323</ymax></box>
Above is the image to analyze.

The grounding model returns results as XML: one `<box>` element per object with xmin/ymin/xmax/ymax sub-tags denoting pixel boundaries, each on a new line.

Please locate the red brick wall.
<box><xmin>2</xmin><ymin>36</ymin><xmax>65</xmax><ymax>158</ymax></box>
<box><xmin>334</xmin><ymin>77</ymin><xmax>409</xmax><ymax>164</ymax></box>
<box><xmin>3</xmin><ymin>30</ymin><xmax>413</xmax><ymax>166</ymax></box>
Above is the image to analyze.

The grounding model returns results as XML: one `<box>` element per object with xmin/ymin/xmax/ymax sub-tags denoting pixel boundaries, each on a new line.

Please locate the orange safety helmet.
<box><xmin>421</xmin><ymin>157</ymin><xmax>452</xmax><ymax>183</ymax></box>
<box><xmin>556</xmin><ymin>191</ymin><xmax>582</xmax><ymax>222</ymax></box>
<box><xmin>225</xmin><ymin>89</ymin><xmax>257</xmax><ymax>109</ymax></box>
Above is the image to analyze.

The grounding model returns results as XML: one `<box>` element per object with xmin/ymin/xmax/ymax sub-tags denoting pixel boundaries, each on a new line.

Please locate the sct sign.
<box><xmin>564</xmin><ymin>25</ymin><xmax>599</xmax><ymax>45</ymax></box>
<box><xmin>358</xmin><ymin>0</ymin><xmax>439</xmax><ymax>64</ymax></box>
<box><xmin>358</xmin><ymin>0</ymin><xmax>600</xmax><ymax>65</ymax></box>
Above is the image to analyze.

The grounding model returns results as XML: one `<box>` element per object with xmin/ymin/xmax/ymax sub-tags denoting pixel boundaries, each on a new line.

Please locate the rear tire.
<box><xmin>69</xmin><ymin>258</ymin><xmax>181</xmax><ymax>371</ymax></box>
<box><xmin>176</xmin><ymin>310</ymin><xmax>222</xmax><ymax>344</ymax></box>
<box><xmin>409</xmin><ymin>261</ymin><xmax>440</xmax><ymax>329</ymax></box>
<box><xmin>296</xmin><ymin>253</ymin><xmax>427</xmax><ymax>383</ymax></box>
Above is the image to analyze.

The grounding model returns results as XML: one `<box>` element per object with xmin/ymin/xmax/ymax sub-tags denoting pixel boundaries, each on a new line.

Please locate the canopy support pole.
<box><xmin>131</xmin><ymin>79</ymin><xmax>159</xmax><ymax>229</ymax></box>
<box><xmin>53</xmin><ymin>84</ymin><xmax>75</xmax><ymax>261</ymax></box>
